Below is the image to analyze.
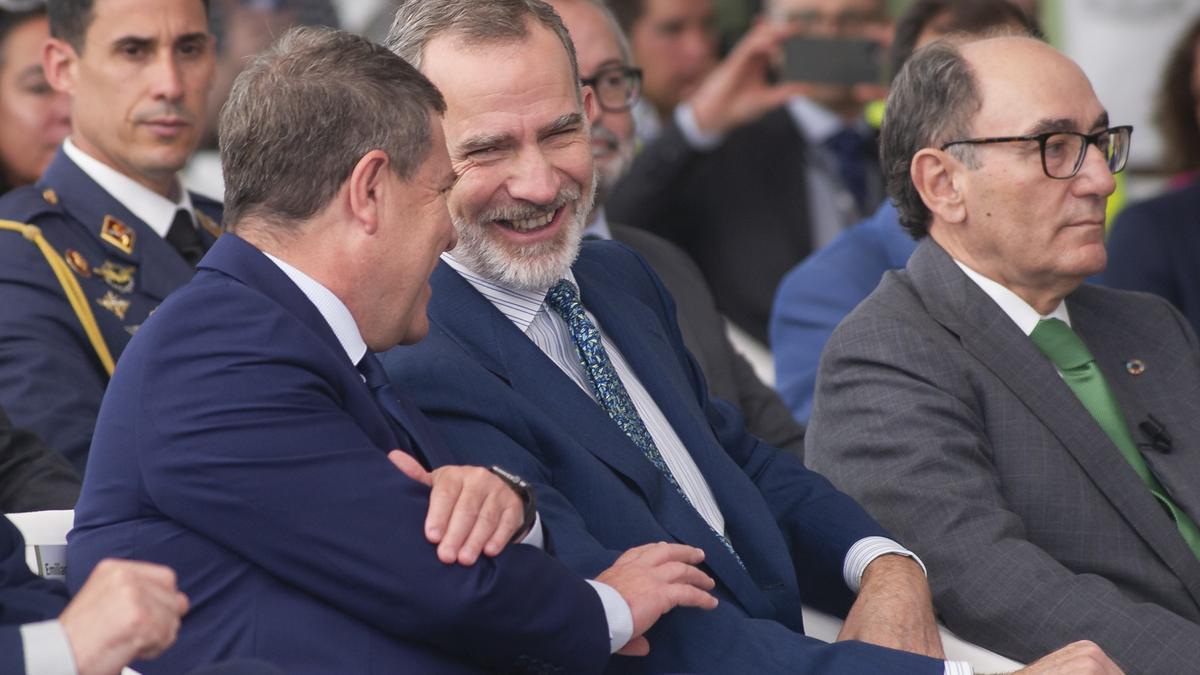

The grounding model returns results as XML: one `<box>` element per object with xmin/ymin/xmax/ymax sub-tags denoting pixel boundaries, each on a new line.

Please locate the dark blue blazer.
<box><xmin>1</xmin><ymin>516</ymin><xmax>70</xmax><ymax>674</ymax></box>
<box><xmin>382</xmin><ymin>242</ymin><xmax>943</xmax><ymax>674</ymax></box>
<box><xmin>0</xmin><ymin>148</ymin><xmax>221</xmax><ymax>472</ymax></box>
<box><xmin>67</xmin><ymin>234</ymin><xmax>610</xmax><ymax>674</ymax></box>
<box><xmin>1103</xmin><ymin>178</ymin><xmax>1200</xmax><ymax>339</ymax></box>
<box><xmin>770</xmin><ymin>201</ymin><xmax>916</xmax><ymax>424</ymax></box>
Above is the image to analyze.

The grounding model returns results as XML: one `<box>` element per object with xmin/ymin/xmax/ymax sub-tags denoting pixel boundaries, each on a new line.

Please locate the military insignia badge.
<box><xmin>97</xmin><ymin>290</ymin><xmax>131</xmax><ymax>320</ymax></box>
<box><xmin>93</xmin><ymin>260</ymin><xmax>136</xmax><ymax>293</ymax></box>
<box><xmin>65</xmin><ymin>249</ymin><xmax>91</xmax><ymax>278</ymax></box>
<box><xmin>41</xmin><ymin>188</ymin><xmax>59</xmax><ymax>205</ymax></box>
<box><xmin>100</xmin><ymin>215</ymin><xmax>135</xmax><ymax>254</ymax></box>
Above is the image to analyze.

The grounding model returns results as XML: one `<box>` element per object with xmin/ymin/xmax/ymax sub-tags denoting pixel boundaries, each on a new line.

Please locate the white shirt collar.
<box><xmin>442</xmin><ymin>253</ymin><xmax>578</xmax><ymax>334</ymax></box>
<box><xmin>785</xmin><ymin>95</ymin><xmax>870</xmax><ymax>145</ymax></box>
<box><xmin>63</xmin><ymin>137</ymin><xmax>195</xmax><ymax>238</ymax></box>
<box><xmin>953</xmin><ymin>259</ymin><xmax>1072</xmax><ymax>336</ymax></box>
<box><xmin>583</xmin><ymin>207</ymin><xmax>612</xmax><ymax>240</ymax></box>
<box><xmin>262</xmin><ymin>251</ymin><xmax>368</xmax><ymax>365</ymax></box>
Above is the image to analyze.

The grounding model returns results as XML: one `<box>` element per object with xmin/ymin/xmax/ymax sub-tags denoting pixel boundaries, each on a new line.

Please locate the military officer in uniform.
<box><xmin>0</xmin><ymin>0</ymin><xmax>218</xmax><ymax>473</ymax></box>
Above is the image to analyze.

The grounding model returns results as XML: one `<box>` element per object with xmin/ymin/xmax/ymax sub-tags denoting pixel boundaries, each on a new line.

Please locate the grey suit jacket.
<box><xmin>806</xmin><ymin>238</ymin><xmax>1200</xmax><ymax>674</ymax></box>
<box><xmin>610</xmin><ymin>224</ymin><xmax>806</xmax><ymax>458</ymax></box>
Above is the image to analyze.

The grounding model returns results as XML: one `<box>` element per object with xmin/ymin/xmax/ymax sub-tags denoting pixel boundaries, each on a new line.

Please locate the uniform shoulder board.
<box><xmin>0</xmin><ymin>183</ymin><xmax>65</xmax><ymax>223</ymax></box>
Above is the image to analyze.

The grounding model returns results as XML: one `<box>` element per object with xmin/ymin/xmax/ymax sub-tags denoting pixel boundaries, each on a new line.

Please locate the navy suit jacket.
<box><xmin>382</xmin><ymin>242</ymin><xmax>943</xmax><ymax>674</ymax></box>
<box><xmin>0</xmin><ymin>148</ymin><xmax>221</xmax><ymax>472</ymax></box>
<box><xmin>1</xmin><ymin>516</ymin><xmax>70</xmax><ymax>675</ymax></box>
<box><xmin>770</xmin><ymin>201</ymin><xmax>916</xmax><ymax>424</ymax></box>
<box><xmin>1103</xmin><ymin>178</ymin><xmax>1200</xmax><ymax>339</ymax></box>
<box><xmin>68</xmin><ymin>234</ymin><xmax>609</xmax><ymax>674</ymax></box>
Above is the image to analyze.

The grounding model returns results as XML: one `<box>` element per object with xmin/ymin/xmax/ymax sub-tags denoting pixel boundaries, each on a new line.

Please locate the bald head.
<box><xmin>887</xmin><ymin>34</ymin><xmax>1118</xmax><ymax>311</ymax></box>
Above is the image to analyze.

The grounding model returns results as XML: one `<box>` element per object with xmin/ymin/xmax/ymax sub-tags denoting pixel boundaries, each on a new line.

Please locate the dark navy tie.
<box><xmin>356</xmin><ymin>352</ymin><xmax>416</xmax><ymax>457</ymax></box>
<box><xmin>545</xmin><ymin>279</ymin><xmax>741</xmax><ymax>564</ymax></box>
<box><xmin>824</xmin><ymin>128</ymin><xmax>869</xmax><ymax>214</ymax></box>
<box><xmin>165</xmin><ymin>209</ymin><xmax>206</xmax><ymax>267</ymax></box>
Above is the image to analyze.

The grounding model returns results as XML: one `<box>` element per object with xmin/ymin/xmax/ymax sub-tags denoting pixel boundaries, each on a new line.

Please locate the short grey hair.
<box><xmin>385</xmin><ymin>0</ymin><xmax>580</xmax><ymax>87</ymax></box>
<box><xmin>881</xmin><ymin>40</ymin><xmax>982</xmax><ymax>239</ymax></box>
<box><xmin>219</xmin><ymin>26</ymin><xmax>446</xmax><ymax>230</ymax></box>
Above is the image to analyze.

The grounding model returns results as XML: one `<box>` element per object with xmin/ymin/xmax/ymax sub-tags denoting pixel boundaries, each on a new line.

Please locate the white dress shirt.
<box><xmin>62</xmin><ymin>138</ymin><xmax>199</xmax><ymax>235</ymax></box>
<box><xmin>954</xmin><ymin>260</ymin><xmax>1073</xmax><ymax>334</ymax></box>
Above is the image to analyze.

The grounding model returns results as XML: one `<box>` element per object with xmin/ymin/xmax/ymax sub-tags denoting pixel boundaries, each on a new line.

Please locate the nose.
<box><xmin>151</xmin><ymin>52</ymin><xmax>185</xmax><ymax>102</ymax></box>
<box><xmin>680</xmin><ymin>27</ymin><xmax>716</xmax><ymax>68</ymax></box>
<box><xmin>1073</xmin><ymin>141</ymin><xmax>1116</xmax><ymax>198</ymax></box>
<box><xmin>506</xmin><ymin>147</ymin><xmax>561</xmax><ymax>205</ymax></box>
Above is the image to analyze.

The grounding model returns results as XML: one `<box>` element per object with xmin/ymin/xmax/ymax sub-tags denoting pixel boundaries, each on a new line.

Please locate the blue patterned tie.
<box><xmin>545</xmin><ymin>279</ymin><xmax>741</xmax><ymax>564</ymax></box>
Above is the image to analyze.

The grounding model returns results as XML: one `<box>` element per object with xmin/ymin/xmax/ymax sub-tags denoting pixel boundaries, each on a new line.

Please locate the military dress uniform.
<box><xmin>0</xmin><ymin>148</ymin><xmax>221</xmax><ymax>473</ymax></box>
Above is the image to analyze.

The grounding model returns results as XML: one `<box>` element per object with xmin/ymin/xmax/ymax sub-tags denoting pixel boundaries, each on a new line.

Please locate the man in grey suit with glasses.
<box><xmin>807</xmin><ymin>34</ymin><xmax>1200</xmax><ymax>674</ymax></box>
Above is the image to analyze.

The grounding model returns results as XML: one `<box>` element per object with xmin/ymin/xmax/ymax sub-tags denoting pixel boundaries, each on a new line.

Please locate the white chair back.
<box><xmin>5</xmin><ymin>509</ymin><xmax>74</xmax><ymax>581</ymax></box>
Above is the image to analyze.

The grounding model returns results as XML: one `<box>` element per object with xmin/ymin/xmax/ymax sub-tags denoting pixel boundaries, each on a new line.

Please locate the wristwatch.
<box><xmin>488</xmin><ymin>465</ymin><xmax>537</xmax><ymax>544</ymax></box>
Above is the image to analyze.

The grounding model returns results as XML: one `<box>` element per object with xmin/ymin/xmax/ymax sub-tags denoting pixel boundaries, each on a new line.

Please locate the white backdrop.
<box><xmin>1060</xmin><ymin>0</ymin><xmax>1200</xmax><ymax>176</ymax></box>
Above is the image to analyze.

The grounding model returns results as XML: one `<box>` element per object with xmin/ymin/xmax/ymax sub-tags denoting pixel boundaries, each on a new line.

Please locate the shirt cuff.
<box><xmin>842</xmin><ymin>536</ymin><xmax>928</xmax><ymax>593</ymax></box>
<box><xmin>945</xmin><ymin>660</ymin><xmax>974</xmax><ymax>675</ymax></box>
<box><xmin>518</xmin><ymin>513</ymin><xmax>544</xmax><ymax>550</ymax></box>
<box><xmin>585</xmin><ymin>580</ymin><xmax>634</xmax><ymax>653</ymax></box>
<box><xmin>674</xmin><ymin>103</ymin><xmax>725</xmax><ymax>151</ymax></box>
<box><xmin>19</xmin><ymin>620</ymin><xmax>77</xmax><ymax>675</ymax></box>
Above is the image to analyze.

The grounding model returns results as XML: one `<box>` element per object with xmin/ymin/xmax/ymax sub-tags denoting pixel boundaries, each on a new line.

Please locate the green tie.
<box><xmin>1030</xmin><ymin>318</ymin><xmax>1200</xmax><ymax>560</ymax></box>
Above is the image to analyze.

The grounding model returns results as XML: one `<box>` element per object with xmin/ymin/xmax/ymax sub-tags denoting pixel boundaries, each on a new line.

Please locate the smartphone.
<box><xmin>782</xmin><ymin>36</ymin><xmax>883</xmax><ymax>86</ymax></box>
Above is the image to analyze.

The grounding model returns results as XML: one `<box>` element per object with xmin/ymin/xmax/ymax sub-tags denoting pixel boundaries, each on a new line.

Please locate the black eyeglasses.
<box><xmin>580</xmin><ymin>65</ymin><xmax>643</xmax><ymax>113</ymax></box>
<box><xmin>940</xmin><ymin>125</ymin><xmax>1133</xmax><ymax>179</ymax></box>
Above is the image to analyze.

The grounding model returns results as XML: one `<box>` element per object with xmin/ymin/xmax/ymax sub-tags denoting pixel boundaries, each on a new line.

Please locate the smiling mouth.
<box><xmin>495</xmin><ymin>208</ymin><xmax>558</xmax><ymax>233</ymax></box>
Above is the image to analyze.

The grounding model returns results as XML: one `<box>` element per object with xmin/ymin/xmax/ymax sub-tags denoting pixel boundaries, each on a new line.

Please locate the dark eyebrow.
<box><xmin>112</xmin><ymin>35</ymin><xmax>154</xmax><ymax>53</ymax></box>
<box><xmin>176</xmin><ymin>32</ymin><xmax>210</xmax><ymax>47</ymax></box>
<box><xmin>457</xmin><ymin>131</ymin><xmax>513</xmax><ymax>156</ymax></box>
<box><xmin>1026</xmin><ymin>111</ymin><xmax>1110</xmax><ymax>136</ymax></box>
<box><xmin>584</xmin><ymin>59</ymin><xmax>625</xmax><ymax>76</ymax></box>
<box><xmin>539</xmin><ymin>112</ymin><xmax>584</xmax><ymax>138</ymax></box>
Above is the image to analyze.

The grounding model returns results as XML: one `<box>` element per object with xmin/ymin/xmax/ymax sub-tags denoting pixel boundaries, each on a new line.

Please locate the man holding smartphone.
<box><xmin>606</xmin><ymin>0</ymin><xmax>892</xmax><ymax>344</ymax></box>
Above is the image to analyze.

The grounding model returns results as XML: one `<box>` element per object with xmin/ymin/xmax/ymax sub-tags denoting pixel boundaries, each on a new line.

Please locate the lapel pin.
<box><xmin>93</xmin><ymin>260</ymin><xmax>135</xmax><ymax>294</ymax></box>
<box><xmin>100</xmin><ymin>215</ymin><xmax>135</xmax><ymax>255</ymax></box>
<box><xmin>41</xmin><ymin>188</ymin><xmax>58</xmax><ymax>205</ymax></box>
<box><xmin>65</xmin><ymin>249</ymin><xmax>91</xmax><ymax>278</ymax></box>
<box><xmin>1125</xmin><ymin>359</ymin><xmax>1145</xmax><ymax>376</ymax></box>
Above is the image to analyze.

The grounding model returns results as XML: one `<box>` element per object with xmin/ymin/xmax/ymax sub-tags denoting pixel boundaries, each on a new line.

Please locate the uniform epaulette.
<box><xmin>0</xmin><ymin>219</ymin><xmax>116</xmax><ymax>377</ymax></box>
<box><xmin>0</xmin><ymin>183</ymin><xmax>65</xmax><ymax>223</ymax></box>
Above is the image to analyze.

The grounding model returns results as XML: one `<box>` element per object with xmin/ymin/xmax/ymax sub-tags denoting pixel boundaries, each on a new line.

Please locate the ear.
<box><xmin>346</xmin><ymin>150</ymin><xmax>393</xmax><ymax>235</ymax></box>
<box><xmin>582</xmin><ymin>84</ymin><xmax>598</xmax><ymax>126</ymax></box>
<box><xmin>43</xmin><ymin>38</ymin><xmax>79</xmax><ymax>96</ymax></box>
<box><xmin>911</xmin><ymin>147</ymin><xmax>967</xmax><ymax>225</ymax></box>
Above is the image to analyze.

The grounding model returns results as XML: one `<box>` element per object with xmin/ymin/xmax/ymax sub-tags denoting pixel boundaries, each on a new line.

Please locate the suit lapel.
<box><xmin>909</xmin><ymin>241</ymin><xmax>1200</xmax><ymax>605</ymax></box>
<box><xmin>427</xmin><ymin>262</ymin><xmax>777</xmax><ymax>617</ymax></box>
<box><xmin>40</xmin><ymin>150</ymin><xmax>193</xmax><ymax>302</ymax></box>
